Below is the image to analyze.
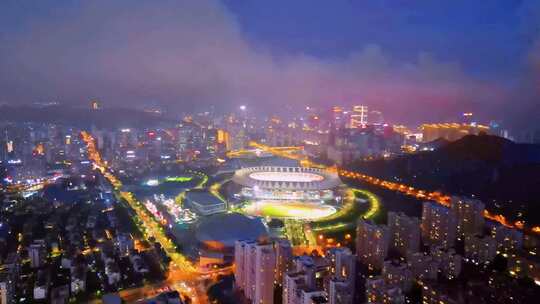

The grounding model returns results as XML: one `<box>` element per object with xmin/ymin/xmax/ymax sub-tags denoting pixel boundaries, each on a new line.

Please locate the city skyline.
<box><xmin>0</xmin><ymin>0</ymin><xmax>539</xmax><ymax>128</ymax></box>
<box><xmin>1</xmin><ymin>2</ymin><xmax>540</xmax><ymax>303</ymax></box>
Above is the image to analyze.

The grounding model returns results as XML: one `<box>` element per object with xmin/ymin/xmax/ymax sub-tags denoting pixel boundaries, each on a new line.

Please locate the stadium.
<box><xmin>232</xmin><ymin>166</ymin><xmax>341</xmax><ymax>201</ymax></box>
<box><xmin>232</xmin><ymin>166</ymin><xmax>343</xmax><ymax>220</ymax></box>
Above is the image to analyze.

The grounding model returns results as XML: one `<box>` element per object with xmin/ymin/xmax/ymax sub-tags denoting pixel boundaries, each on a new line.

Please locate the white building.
<box><xmin>254</xmin><ymin>244</ymin><xmax>277</xmax><ymax>304</ymax></box>
<box><xmin>184</xmin><ymin>191</ymin><xmax>226</xmax><ymax>215</ymax></box>
<box><xmin>283</xmin><ymin>256</ymin><xmax>318</xmax><ymax>304</ymax></box>
<box><xmin>276</xmin><ymin>239</ymin><xmax>293</xmax><ymax>286</ymax></box>
<box><xmin>235</xmin><ymin>239</ymin><xmax>292</xmax><ymax>304</ymax></box>
<box><xmin>326</xmin><ymin>248</ymin><xmax>356</xmax><ymax>304</ymax></box>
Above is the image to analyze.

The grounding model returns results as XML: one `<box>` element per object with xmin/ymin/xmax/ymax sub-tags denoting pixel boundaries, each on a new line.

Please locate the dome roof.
<box><xmin>195</xmin><ymin>213</ymin><xmax>267</xmax><ymax>247</ymax></box>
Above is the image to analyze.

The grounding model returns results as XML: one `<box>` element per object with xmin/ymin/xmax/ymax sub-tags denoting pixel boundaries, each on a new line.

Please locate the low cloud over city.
<box><xmin>0</xmin><ymin>0</ymin><xmax>539</xmax><ymax>125</ymax></box>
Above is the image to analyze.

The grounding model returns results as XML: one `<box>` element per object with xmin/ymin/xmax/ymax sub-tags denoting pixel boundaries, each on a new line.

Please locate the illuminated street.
<box><xmin>81</xmin><ymin>131</ymin><xmax>230</xmax><ymax>303</ymax></box>
<box><xmin>3</xmin><ymin>4</ymin><xmax>540</xmax><ymax>303</ymax></box>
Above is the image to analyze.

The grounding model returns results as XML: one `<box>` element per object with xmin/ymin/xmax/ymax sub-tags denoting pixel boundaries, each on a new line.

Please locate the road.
<box><xmin>81</xmin><ymin>131</ymin><xmax>232</xmax><ymax>303</ymax></box>
<box><xmin>247</xmin><ymin>142</ymin><xmax>540</xmax><ymax>235</ymax></box>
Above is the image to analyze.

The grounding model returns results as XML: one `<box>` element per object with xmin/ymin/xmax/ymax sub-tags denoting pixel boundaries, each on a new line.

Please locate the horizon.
<box><xmin>0</xmin><ymin>0</ymin><xmax>539</xmax><ymax>130</ymax></box>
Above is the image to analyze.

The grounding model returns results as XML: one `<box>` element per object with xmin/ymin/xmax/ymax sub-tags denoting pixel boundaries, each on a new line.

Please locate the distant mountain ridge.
<box><xmin>352</xmin><ymin>134</ymin><xmax>540</xmax><ymax>225</ymax></box>
<box><xmin>0</xmin><ymin>105</ymin><xmax>175</xmax><ymax>128</ymax></box>
<box><xmin>437</xmin><ymin>134</ymin><xmax>540</xmax><ymax>164</ymax></box>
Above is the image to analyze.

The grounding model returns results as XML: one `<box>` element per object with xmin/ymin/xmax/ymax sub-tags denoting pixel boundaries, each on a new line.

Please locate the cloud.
<box><xmin>0</xmin><ymin>0</ymin><xmax>528</xmax><ymax>124</ymax></box>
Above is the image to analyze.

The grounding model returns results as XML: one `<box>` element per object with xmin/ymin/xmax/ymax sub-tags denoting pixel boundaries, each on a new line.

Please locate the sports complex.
<box><xmin>232</xmin><ymin>166</ymin><xmax>345</xmax><ymax>220</ymax></box>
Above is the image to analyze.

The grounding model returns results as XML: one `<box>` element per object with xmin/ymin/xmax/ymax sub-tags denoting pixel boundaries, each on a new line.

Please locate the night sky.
<box><xmin>0</xmin><ymin>0</ymin><xmax>539</xmax><ymax>127</ymax></box>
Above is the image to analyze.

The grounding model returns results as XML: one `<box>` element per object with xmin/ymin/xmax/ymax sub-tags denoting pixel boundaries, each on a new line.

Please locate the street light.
<box><xmin>239</xmin><ymin>105</ymin><xmax>246</xmax><ymax>111</ymax></box>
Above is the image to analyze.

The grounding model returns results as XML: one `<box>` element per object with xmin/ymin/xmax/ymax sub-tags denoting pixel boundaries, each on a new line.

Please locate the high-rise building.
<box><xmin>328</xmin><ymin>280</ymin><xmax>350</xmax><ymax>304</ymax></box>
<box><xmin>116</xmin><ymin>233</ymin><xmax>134</xmax><ymax>257</ymax></box>
<box><xmin>350</xmin><ymin>105</ymin><xmax>368</xmax><ymax>128</ymax></box>
<box><xmin>283</xmin><ymin>256</ymin><xmax>318</xmax><ymax>304</ymax></box>
<box><xmin>275</xmin><ymin>239</ymin><xmax>293</xmax><ymax>286</ymax></box>
<box><xmin>235</xmin><ymin>239</ymin><xmax>292</xmax><ymax>304</ymax></box>
<box><xmin>0</xmin><ymin>271</ymin><xmax>14</xmax><ymax>304</ymax></box>
<box><xmin>419</xmin><ymin>281</ymin><xmax>459</xmax><ymax>304</ymax></box>
<box><xmin>387</xmin><ymin>212</ymin><xmax>421</xmax><ymax>257</ymax></box>
<box><xmin>331</xmin><ymin>106</ymin><xmax>346</xmax><ymax>130</ymax></box>
<box><xmin>489</xmin><ymin>223</ymin><xmax>523</xmax><ymax>255</ymax></box>
<box><xmin>450</xmin><ymin>196</ymin><xmax>485</xmax><ymax>239</ymax></box>
<box><xmin>234</xmin><ymin>240</ymin><xmax>251</xmax><ymax>291</ymax></box>
<box><xmin>0</xmin><ymin>281</ymin><xmax>9</xmax><ymax>304</ymax></box>
<box><xmin>365</xmin><ymin>276</ymin><xmax>405</xmax><ymax>304</ymax></box>
<box><xmin>431</xmin><ymin>247</ymin><xmax>462</xmax><ymax>280</ymax></box>
<box><xmin>217</xmin><ymin>129</ymin><xmax>231</xmax><ymax>151</ymax></box>
<box><xmin>464</xmin><ymin>235</ymin><xmax>497</xmax><ymax>265</ymax></box>
<box><xmin>407</xmin><ymin>252</ymin><xmax>439</xmax><ymax>280</ymax></box>
<box><xmin>369</xmin><ymin>110</ymin><xmax>384</xmax><ymax>126</ymax></box>
<box><xmin>300</xmin><ymin>290</ymin><xmax>329</xmax><ymax>304</ymax></box>
<box><xmin>28</xmin><ymin>240</ymin><xmax>46</xmax><ymax>268</ymax></box>
<box><xmin>235</xmin><ymin>240</ymin><xmax>257</xmax><ymax>299</ymax></box>
<box><xmin>326</xmin><ymin>248</ymin><xmax>356</xmax><ymax>304</ymax></box>
<box><xmin>406</xmin><ymin>252</ymin><xmax>438</xmax><ymax>281</ymax></box>
<box><xmin>507</xmin><ymin>253</ymin><xmax>540</xmax><ymax>283</ymax></box>
<box><xmin>421</xmin><ymin>202</ymin><xmax>457</xmax><ymax>249</ymax></box>
<box><xmin>356</xmin><ymin>219</ymin><xmax>389</xmax><ymax>270</ymax></box>
<box><xmin>420</xmin><ymin>123</ymin><xmax>490</xmax><ymax>142</ymax></box>
<box><xmin>382</xmin><ymin>261</ymin><xmax>413</xmax><ymax>293</ymax></box>
<box><xmin>254</xmin><ymin>244</ymin><xmax>277</xmax><ymax>304</ymax></box>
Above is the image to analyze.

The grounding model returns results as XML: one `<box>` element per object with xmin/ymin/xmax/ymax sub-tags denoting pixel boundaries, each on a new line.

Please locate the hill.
<box><xmin>351</xmin><ymin>134</ymin><xmax>540</xmax><ymax>225</ymax></box>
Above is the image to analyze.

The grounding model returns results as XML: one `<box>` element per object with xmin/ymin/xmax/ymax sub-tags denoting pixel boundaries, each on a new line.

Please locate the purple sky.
<box><xmin>0</xmin><ymin>0</ymin><xmax>539</xmax><ymax>127</ymax></box>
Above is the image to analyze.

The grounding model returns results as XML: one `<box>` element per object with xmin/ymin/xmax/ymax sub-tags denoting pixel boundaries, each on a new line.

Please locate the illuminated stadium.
<box><xmin>233</xmin><ymin>166</ymin><xmax>343</xmax><ymax>220</ymax></box>
<box><xmin>233</xmin><ymin>166</ymin><xmax>341</xmax><ymax>201</ymax></box>
<box><xmin>242</xmin><ymin>200</ymin><xmax>337</xmax><ymax>220</ymax></box>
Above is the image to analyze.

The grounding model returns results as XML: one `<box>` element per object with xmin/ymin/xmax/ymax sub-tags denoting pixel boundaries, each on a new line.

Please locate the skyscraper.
<box><xmin>332</xmin><ymin>106</ymin><xmax>346</xmax><ymax>130</ymax></box>
<box><xmin>350</xmin><ymin>105</ymin><xmax>368</xmax><ymax>128</ymax></box>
